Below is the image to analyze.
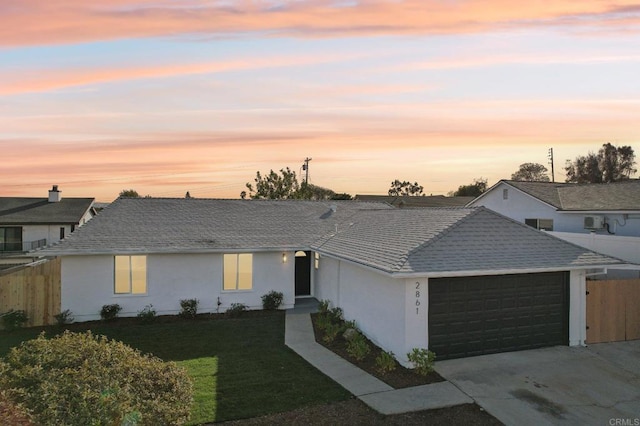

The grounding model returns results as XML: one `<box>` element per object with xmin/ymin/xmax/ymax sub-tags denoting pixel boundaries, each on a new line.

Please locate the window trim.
<box><xmin>524</xmin><ymin>218</ymin><xmax>554</xmax><ymax>231</ymax></box>
<box><xmin>114</xmin><ymin>255</ymin><xmax>148</xmax><ymax>295</ymax></box>
<box><xmin>222</xmin><ymin>253</ymin><xmax>253</xmax><ymax>292</ymax></box>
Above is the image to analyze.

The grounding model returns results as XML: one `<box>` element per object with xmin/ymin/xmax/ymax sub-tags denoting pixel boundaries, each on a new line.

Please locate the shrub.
<box><xmin>318</xmin><ymin>299</ymin><xmax>330</xmax><ymax>315</ymax></box>
<box><xmin>375</xmin><ymin>351</ymin><xmax>397</xmax><ymax>374</ymax></box>
<box><xmin>322</xmin><ymin>322</ymin><xmax>342</xmax><ymax>344</ymax></box>
<box><xmin>407</xmin><ymin>348</ymin><xmax>436</xmax><ymax>376</ymax></box>
<box><xmin>1</xmin><ymin>310</ymin><xmax>28</xmax><ymax>331</ymax></box>
<box><xmin>136</xmin><ymin>304</ymin><xmax>156</xmax><ymax>324</ymax></box>
<box><xmin>0</xmin><ymin>390</ymin><xmax>34</xmax><ymax>426</ymax></box>
<box><xmin>179</xmin><ymin>299</ymin><xmax>199</xmax><ymax>319</ymax></box>
<box><xmin>314</xmin><ymin>313</ymin><xmax>332</xmax><ymax>332</ymax></box>
<box><xmin>226</xmin><ymin>303</ymin><xmax>248</xmax><ymax>318</ymax></box>
<box><xmin>261</xmin><ymin>291</ymin><xmax>284</xmax><ymax>310</ymax></box>
<box><xmin>327</xmin><ymin>307</ymin><xmax>343</xmax><ymax>323</ymax></box>
<box><xmin>53</xmin><ymin>309</ymin><xmax>74</xmax><ymax>326</ymax></box>
<box><xmin>340</xmin><ymin>319</ymin><xmax>358</xmax><ymax>333</ymax></box>
<box><xmin>100</xmin><ymin>304</ymin><xmax>122</xmax><ymax>321</ymax></box>
<box><xmin>346</xmin><ymin>333</ymin><xmax>371</xmax><ymax>361</ymax></box>
<box><xmin>0</xmin><ymin>331</ymin><xmax>193</xmax><ymax>425</ymax></box>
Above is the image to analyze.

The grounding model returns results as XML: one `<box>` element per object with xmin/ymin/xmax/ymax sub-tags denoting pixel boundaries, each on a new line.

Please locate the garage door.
<box><xmin>429</xmin><ymin>272</ymin><xmax>569</xmax><ymax>360</ymax></box>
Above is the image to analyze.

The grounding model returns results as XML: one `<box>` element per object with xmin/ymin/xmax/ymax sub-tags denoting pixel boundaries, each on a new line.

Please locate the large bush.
<box><xmin>0</xmin><ymin>331</ymin><xmax>193</xmax><ymax>425</ymax></box>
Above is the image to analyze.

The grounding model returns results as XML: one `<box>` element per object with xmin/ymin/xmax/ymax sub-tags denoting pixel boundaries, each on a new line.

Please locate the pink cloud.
<box><xmin>2</xmin><ymin>1</ymin><xmax>639</xmax><ymax>47</ymax></box>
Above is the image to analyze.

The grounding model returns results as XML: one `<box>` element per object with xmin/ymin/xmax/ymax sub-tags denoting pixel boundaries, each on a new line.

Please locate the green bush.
<box><xmin>179</xmin><ymin>299</ymin><xmax>199</xmax><ymax>319</ymax></box>
<box><xmin>407</xmin><ymin>348</ymin><xmax>436</xmax><ymax>376</ymax></box>
<box><xmin>314</xmin><ymin>313</ymin><xmax>332</xmax><ymax>332</ymax></box>
<box><xmin>322</xmin><ymin>322</ymin><xmax>342</xmax><ymax>344</ymax></box>
<box><xmin>261</xmin><ymin>291</ymin><xmax>284</xmax><ymax>310</ymax></box>
<box><xmin>0</xmin><ymin>390</ymin><xmax>34</xmax><ymax>426</ymax></box>
<box><xmin>0</xmin><ymin>331</ymin><xmax>192</xmax><ymax>425</ymax></box>
<box><xmin>375</xmin><ymin>351</ymin><xmax>397</xmax><ymax>374</ymax></box>
<box><xmin>53</xmin><ymin>309</ymin><xmax>74</xmax><ymax>326</ymax></box>
<box><xmin>1</xmin><ymin>310</ymin><xmax>28</xmax><ymax>331</ymax></box>
<box><xmin>327</xmin><ymin>307</ymin><xmax>343</xmax><ymax>323</ymax></box>
<box><xmin>340</xmin><ymin>319</ymin><xmax>358</xmax><ymax>333</ymax></box>
<box><xmin>318</xmin><ymin>299</ymin><xmax>330</xmax><ymax>315</ymax></box>
<box><xmin>100</xmin><ymin>304</ymin><xmax>122</xmax><ymax>321</ymax></box>
<box><xmin>136</xmin><ymin>305</ymin><xmax>156</xmax><ymax>324</ymax></box>
<box><xmin>346</xmin><ymin>333</ymin><xmax>370</xmax><ymax>361</ymax></box>
<box><xmin>226</xmin><ymin>303</ymin><xmax>248</xmax><ymax>318</ymax></box>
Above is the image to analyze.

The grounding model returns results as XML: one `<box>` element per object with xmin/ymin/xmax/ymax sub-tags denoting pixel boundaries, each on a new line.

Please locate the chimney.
<box><xmin>48</xmin><ymin>185</ymin><xmax>61</xmax><ymax>203</ymax></box>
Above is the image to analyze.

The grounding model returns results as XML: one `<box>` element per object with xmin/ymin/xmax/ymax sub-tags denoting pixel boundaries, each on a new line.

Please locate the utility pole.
<box><xmin>548</xmin><ymin>148</ymin><xmax>555</xmax><ymax>182</ymax></box>
<box><xmin>302</xmin><ymin>157</ymin><xmax>312</xmax><ymax>185</ymax></box>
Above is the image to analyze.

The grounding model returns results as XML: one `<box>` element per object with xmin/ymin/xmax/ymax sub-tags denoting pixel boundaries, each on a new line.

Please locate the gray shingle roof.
<box><xmin>0</xmin><ymin>197</ymin><xmax>95</xmax><ymax>225</ymax></box>
<box><xmin>504</xmin><ymin>180</ymin><xmax>640</xmax><ymax>211</ymax></box>
<box><xmin>40</xmin><ymin>198</ymin><xmax>627</xmax><ymax>275</ymax></box>
<box><xmin>312</xmin><ymin>207</ymin><xmax>625</xmax><ymax>275</ymax></box>
<box><xmin>355</xmin><ymin>195</ymin><xmax>474</xmax><ymax>207</ymax></box>
<box><xmin>39</xmin><ymin>198</ymin><xmax>392</xmax><ymax>255</ymax></box>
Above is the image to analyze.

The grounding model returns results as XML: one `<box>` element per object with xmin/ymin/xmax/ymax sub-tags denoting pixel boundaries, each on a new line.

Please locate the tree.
<box><xmin>388</xmin><ymin>180</ymin><xmax>424</xmax><ymax>196</ymax></box>
<box><xmin>331</xmin><ymin>193</ymin><xmax>353</xmax><ymax>200</ymax></box>
<box><xmin>450</xmin><ymin>178</ymin><xmax>488</xmax><ymax>197</ymax></box>
<box><xmin>511</xmin><ymin>163</ymin><xmax>550</xmax><ymax>182</ymax></box>
<box><xmin>119</xmin><ymin>189</ymin><xmax>140</xmax><ymax>198</ymax></box>
<box><xmin>564</xmin><ymin>143</ymin><xmax>636</xmax><ymax>183</ymax></box>
<box><xmin>243</xmin><ymin>168</ymin><xmax>301</xmax><ymax>199</ymax></box>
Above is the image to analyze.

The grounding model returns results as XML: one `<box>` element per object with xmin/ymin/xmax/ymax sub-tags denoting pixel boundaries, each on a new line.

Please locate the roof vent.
<box><xmin>48</xmin><ymin>185</ymin><xmax>61</xmax><ymax>203</ymax></box>
<box><xmin>330</xmin><ymin>204</ymin><xmax>337</xmax><ymax>213</ymax></box>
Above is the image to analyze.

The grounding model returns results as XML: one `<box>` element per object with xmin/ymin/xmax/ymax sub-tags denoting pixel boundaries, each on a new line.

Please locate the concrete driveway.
<box><xmin>435</xmin><ymin>340</ymin><xmax>640</xmax><ymax>425</ymax></box>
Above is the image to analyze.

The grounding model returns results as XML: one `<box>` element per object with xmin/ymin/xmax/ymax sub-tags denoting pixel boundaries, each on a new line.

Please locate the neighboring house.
<box><xmin>0</xmin><ymin>186</ymin><xmax>95</xmax><ymax>255</ymax></box>
<box><xmin>467</xmin><ymin>180</ymin><xmax>640</xmax><ymax>277</ymax></box>
<box><xmin>355</xmin><ymin>194</ymin><xmax>474</xmax><ymax>208</ymax></box>
<box><xmin>39</xmin><ymin>197</ymin><xmax>633</xmax><ymax>363</ymax></box>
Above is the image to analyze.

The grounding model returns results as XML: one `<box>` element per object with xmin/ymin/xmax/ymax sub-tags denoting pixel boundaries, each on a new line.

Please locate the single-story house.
<box><xmin>0</xmin><ymin>186</ymin><xmax>95</xmax><ymax>255</ymax></box>
<box><xmin>39</xmin><ymin>197</ymin><xmax>633</xmax><ymax>362</ymax></box>
<box><xmin>467</xmin><ymin>179</ymin><xmax>640</xmax><ymax>277</ymax></box>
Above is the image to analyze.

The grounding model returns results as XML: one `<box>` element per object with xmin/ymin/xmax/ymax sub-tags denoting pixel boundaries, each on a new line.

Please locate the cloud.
<box><xmin>2</xmin><ymin>1</ymin><xmax>639</xmax><ymax>48</ymax></box>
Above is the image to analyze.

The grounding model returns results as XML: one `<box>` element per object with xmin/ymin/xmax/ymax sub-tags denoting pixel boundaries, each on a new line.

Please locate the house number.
<box><xmin>415</xmin><ymin>282</ymin><xmax>421</xmax><ymax>315</ymax></box>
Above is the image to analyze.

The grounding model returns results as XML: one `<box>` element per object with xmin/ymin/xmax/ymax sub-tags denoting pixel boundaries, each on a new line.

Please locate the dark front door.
<box><xmin>295</xmin><ymin>251</ymin><xmax>311</xmax><ymax>296</ymax></box>
<box><xmin>429</xmin><ymin>272</ymin><xmax>569</xmax><ymax>360</ymax></box>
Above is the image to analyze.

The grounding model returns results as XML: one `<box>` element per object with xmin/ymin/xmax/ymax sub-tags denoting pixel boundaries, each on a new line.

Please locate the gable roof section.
<box><xmin>0</xmin><ymin>197</ymin><xmax>95</xmax><ymax>225</ymax></box>
<box><xmin>39</xmin><ymin>198</ymin><xmax>392</xmax><ymax>255</ymax></box>
<box><xmin>473</xmin><ymin>180</ymin><xmax>640</xmax><ymax>211</ymax></box>
<box><xmin>313</xmin><ymin>207</ymin><xmax>625</xmax><ymax>275</ymax></box>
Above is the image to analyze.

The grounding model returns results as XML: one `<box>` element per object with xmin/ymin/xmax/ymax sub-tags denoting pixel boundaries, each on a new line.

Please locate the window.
<box><xmin>223</xmin><ymin>254</ymin><xmax>253</xmax><ymax>291</ymax></box>
<box><xmin>0</xmin><ymin>227</ymin><xmax>22</xmax><ymax>252</ymax></box>
<box><xmin>503</xmin><ymin>189</ymin><xmax>509</xmax><ymax>200</ymax></box>
<box><xmin>114</xmin><ymin>255</ymin><xmax>147</xmax><ymax>294</ymax></box>
<box><xmin>525</xmin><ymin>218</ymin><xmax>554</xmax><ymax>231</ymax></box>
<box><xmin>314</xmin><ymin>252</ymin><xmax>320</xmax><ymax>270</ymax></box>
<box><xmin>60</xmin><ymin>227</ymin><xmax>65</xmax><ymax>240</ymax></box>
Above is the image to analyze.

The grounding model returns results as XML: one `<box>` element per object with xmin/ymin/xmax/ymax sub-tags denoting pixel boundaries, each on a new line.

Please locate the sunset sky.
<box><xmin>2</xmin><ymin>1</ymin><xmax>639</xmax><ymax>201</ymax></box>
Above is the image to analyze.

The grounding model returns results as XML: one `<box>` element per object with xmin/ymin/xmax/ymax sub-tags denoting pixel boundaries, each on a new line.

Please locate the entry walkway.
<box><xmin>284</xmin><ymin>300</ymin><xmax>472</xmax><ymax>415</ymax></box>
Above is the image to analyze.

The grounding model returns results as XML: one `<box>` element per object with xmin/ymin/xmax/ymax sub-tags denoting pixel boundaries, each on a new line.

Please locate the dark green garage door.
<box><xmin>429</xmin><ymin>272</ymin><xmax>569</xmax><ymax>360</ymax></box>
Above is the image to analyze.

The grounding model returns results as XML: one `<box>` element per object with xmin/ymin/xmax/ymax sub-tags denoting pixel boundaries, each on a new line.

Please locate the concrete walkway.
<box><xmin>284</xmin><ymin>300</ymin><xmax>472</xmax><ymax>415</ymax></box>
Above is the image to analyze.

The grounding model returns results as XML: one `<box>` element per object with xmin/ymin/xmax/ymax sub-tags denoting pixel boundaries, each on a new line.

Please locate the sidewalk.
<box><xmin>284</xmin><ymin>301</ymin><xmax>472</xmax><ymax>415</ymax></box>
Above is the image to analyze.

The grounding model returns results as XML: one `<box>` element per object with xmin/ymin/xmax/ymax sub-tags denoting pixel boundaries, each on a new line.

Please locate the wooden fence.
<box><xmin>0</xmin><ymin>258</ymin><xmax>61</xmax><ymax>328</ymax></box>
<box><xmin>586</xmin><ymin>279</ymin><xmax>640</xmax><ymax>344</ymax></box>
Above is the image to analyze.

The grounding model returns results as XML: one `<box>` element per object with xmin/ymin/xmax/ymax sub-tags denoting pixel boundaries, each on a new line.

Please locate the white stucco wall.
<box><xmin>315</xmin><ymin>256</ymin><xmax>416</xmax><ymax>364</ymax></box>
<box><xmin>472</xmin><ymin>182</ymin><xmax>640</xmax><ymax>237</ymax></box>
<box><xmin>23</xmin><ymin>225</ymin><xmax>73</xmax><ymax>248</ymax></box>
<box><xmin>61</xmin><ymin>251</ymin><xmax>295</xmax><ymax>321</ymax></box>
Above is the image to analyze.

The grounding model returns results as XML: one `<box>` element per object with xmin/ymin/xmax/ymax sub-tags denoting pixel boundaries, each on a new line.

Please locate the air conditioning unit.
<box><xmin>584</xmin><ymin>215</ymin><xmax>604</xmax><ymax>230</ymax></box>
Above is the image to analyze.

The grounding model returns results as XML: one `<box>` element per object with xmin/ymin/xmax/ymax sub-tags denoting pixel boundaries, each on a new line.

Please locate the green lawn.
<box><xmin>0</xmin><ymin>312</ymin><xmax>351</xmax><ymax>424</ymax></box>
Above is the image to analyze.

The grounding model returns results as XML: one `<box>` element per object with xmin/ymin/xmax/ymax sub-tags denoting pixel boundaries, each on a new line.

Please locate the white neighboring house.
<box><xmin>467</xmin><ymin>180</ymin><xmax>640</xmax><ymax>278</ymax></box>
<box><xmin>40</xmin><ymin>197</ymin><xmax>632</xmax><ymax>363</ymax></box>
<box><xmin>0</xmin><ymin>186</ymin><xmax>95</xmax><ymax>257</ymax></box>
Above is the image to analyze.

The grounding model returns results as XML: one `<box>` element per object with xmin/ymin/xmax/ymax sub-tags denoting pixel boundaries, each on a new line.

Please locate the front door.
<box><xmin>295</xmin><ymin>251</ymin><xmax>311</xmax><ymax>296</ymax></box>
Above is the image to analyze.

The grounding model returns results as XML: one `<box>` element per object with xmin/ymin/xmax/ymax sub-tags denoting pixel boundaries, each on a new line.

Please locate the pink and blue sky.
<box><xmin>2</xmin><ymin>1</ymin><xmax>639</xmax><ymax>201</ymax></box>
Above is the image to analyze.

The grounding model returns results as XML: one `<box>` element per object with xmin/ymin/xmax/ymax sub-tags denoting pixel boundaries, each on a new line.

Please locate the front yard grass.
<box><xmin>0</xmin><ymin>311</ymin><xmax>351</xmax><ymax>424</ymax></box>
